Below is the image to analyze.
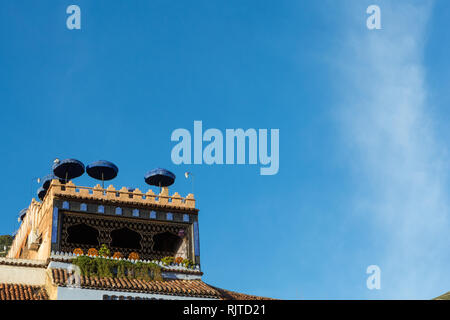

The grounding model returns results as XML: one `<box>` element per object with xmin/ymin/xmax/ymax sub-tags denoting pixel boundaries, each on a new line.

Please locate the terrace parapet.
<box><xmin>47</xmin><ymin>180</ymin><xmax>196</xmax><ymax>210</ymax></box>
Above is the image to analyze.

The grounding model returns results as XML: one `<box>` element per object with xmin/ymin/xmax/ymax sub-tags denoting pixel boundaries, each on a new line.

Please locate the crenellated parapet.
<box><xmin>48</xmin><ymin>180</ymin><xmax>196</xmax><ymax>210</ymax></box>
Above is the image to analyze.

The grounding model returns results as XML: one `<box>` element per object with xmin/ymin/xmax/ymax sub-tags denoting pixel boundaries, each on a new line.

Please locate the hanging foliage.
<box><xmin>72</xmin><ymin>256</ymin><xmax>162</xmax><ymax>281</ymax></box>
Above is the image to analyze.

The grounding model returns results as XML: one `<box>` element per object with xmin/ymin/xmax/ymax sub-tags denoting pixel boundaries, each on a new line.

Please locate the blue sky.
<box><xmin>1</xmin><ymin>0</ymin><xmax>449</xmax><ymax>299</ymax></box>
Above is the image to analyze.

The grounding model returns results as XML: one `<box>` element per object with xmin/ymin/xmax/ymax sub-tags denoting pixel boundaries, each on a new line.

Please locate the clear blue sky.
<box><xmin>1</xmin><ymin>0</ymin><xmax>449</xmax><ymax>299</ymax></box>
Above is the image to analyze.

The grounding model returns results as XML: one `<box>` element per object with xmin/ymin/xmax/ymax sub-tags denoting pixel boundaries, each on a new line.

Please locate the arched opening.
<box><xmin>111</xmin><ymin>227</ymin><xmax>142</xmax><ymax>249</ymax></box>
<box><xmin>67</xmin><ymin>223</ymin><xmax>99</xmax><ymax>246</ymax></box>
<box><xmin>153</xmin><ymin>232</ymin><xmax>182</xmax><ymax>254</ymax></box>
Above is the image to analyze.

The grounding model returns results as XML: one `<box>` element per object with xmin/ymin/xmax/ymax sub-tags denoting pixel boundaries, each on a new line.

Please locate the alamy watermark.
<box><xmin>64</xmin><ymin>6</ymin><xmax>380</xmax><ymax>33</ymax></box>
<box><xmin>170</xmin><ymin>121</ymin><xmax>279</xmax><ymax>175</ymax></box>
<box><xmin>66</xmin><ymin>5</ymin><xmax>81</xmax><ymax>30</ymax></box>
<box><xmin>366</xmin><ymin>5</ymin><xmax>381</xmax><ymax>30</ymax></box>
<box><xmin>366</xmin><ymin>265</ymin><xmax>381</xmax><ymax>290</ymax></box>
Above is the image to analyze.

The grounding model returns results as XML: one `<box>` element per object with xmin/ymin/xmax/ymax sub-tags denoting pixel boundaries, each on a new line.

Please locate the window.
<box><xmin>153</xmin><ymin>232</ymin><xmax>182</xmax><ymax>254</ymax></box>
<box><xmin>166</xmin><ymin>213</ymin><xmax>173</xmax><ymax>221</ymax></box>
<box><xmin>132</xmin><ymin>209</ymin><xmax>139</xmax><ymax>217</ymax></box>
<box><xmin>80</xmin><ymin>203</ymin><xmax>87</xmax><ymax>211</ymax></box>
<box><xmin>115</xmin><ymin>207</ymin><xmax>122</xmax><ymax>215</ymax></box>
<box><xmin>183</xmin><ymin>214</ymin><xmax>189</xmax><ymax>222</ymax></box>
<box><xmin>150</xmin><ymin>211</ymin><xmax>156</xmax><ymax>219</ymax></box>
<box><xmin>98</xmin><ymin>205</ymin><xmax>104</xmax><ymax>213</ymax></box>
<box><xmin>62</xmin><ymin>201</ymin><xmax>69</xmax><ymax>209</ymax></box>
<box><xmin>67</xmin><ymin>224</ymin><xmax>99</xmax><ymax>246</ymax></box>
<box><xmin>111</xmin><ymin>227</ymin><xmax>142</xmax><ymax>249</ymax></box>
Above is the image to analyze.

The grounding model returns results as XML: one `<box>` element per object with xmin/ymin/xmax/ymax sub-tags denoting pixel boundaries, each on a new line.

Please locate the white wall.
<box><xmin>0</xmin><ymin>264</ymin><xmax>46</xmax><ymax>285</ymax></box>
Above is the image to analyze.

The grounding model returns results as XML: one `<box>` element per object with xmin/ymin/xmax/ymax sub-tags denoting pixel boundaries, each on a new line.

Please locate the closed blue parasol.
<box><xmin>144</xmin><ymin>168</ymin><xmax>176</xmax><ymax>187</ymax></box>
<box><xmin>52</xmin><ymin>159</ymin><xmax>85</xmax><ymax>182</ymax></box>
<box><xmin>42</xmin><ymin>174</ymin><xmax>63</xmax><ymax>189</ymax></box>
<box><xmin>86</xmin><ymin>160</ymin><xmax>119</xmax><ymax>188</ymax></box>
<box><xmin>37</xmin><ymin>187</ymin><xmax>47</xmax><ymax>201</ymax></box>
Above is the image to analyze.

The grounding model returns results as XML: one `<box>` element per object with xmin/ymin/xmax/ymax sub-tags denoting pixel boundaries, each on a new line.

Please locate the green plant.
<box><xmin>0</xmin><ymin>235</ymin><xmax>13</xmax><ymax>247</ymax></box>
<box><xmin>182</xmin><ymin>258</ymin><xmax>194</xmax><ymax>269</ymax></box>
<box><xmin>0</xmin><ymin>235</ymin><xmax>13</xmax><ymax>257</ymax></box>
<box><xmin>72</xmin><ymin>256</ymin><xmax>97</xmax><ymax>276</ymax></box>
<box><xmin>72</xmin><ymin>256</ymin><xmax>162</xmax><ymax>281</ymax></box>
<box><xmin>161</xmin><ymin>256</ymin><xmax>174</xmax><ymax>266</ymax></box>
<box><xmin>160</xmin><ymin>256</ymin><xmax>194</xmax><ymax>269</ymax></box>
<box><xmin>133</xmin><ymin>261</ymin><xmax>162</xmax><ymax>281</ymax></box>
<box><xmin>117</xmin><ymin>260</ymin><xmax>132</xmax><ymax>278</ymax></box>
<box><xmin>98</xmin><ymin>244</ymin><xmax>110</xmax><ymax>257</ymax></box>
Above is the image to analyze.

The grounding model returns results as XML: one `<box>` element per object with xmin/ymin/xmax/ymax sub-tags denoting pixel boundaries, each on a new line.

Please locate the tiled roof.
<box><xmin>51</xmin><ymin>268</ymin><xmax>219</xmax><ymax>299</ymax></box>
<box><xmin>0</xmin><ymin>258</ymin><xmax>47</xmax><ymax>268</ymax></box>
<box><xmin>50</xmin><ymin>268</ymin><xmax>272</xmax><ymax>300</ymax></box>
<box><xmin>207</xmin><ymin>285</ymin><xmax>276</xmax><ymax>300</ymax></box>
<box><xmin>0</xmin><ymin>283</ymin><xmax>48</xmax><ymax>300</ymax></box>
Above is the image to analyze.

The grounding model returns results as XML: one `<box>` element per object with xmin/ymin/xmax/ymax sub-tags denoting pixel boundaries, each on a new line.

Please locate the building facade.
<box><xmin>1</xmin><ymin>179</ymin><xmax>270</xmax><ymax>300</ymax></box>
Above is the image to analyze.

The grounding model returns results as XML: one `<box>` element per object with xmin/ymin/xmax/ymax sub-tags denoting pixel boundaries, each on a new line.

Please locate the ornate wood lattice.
<box><xmin>59</xmin><ymin>211</ymin><xmax>191</xmax><ymax>260</ymax></box>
